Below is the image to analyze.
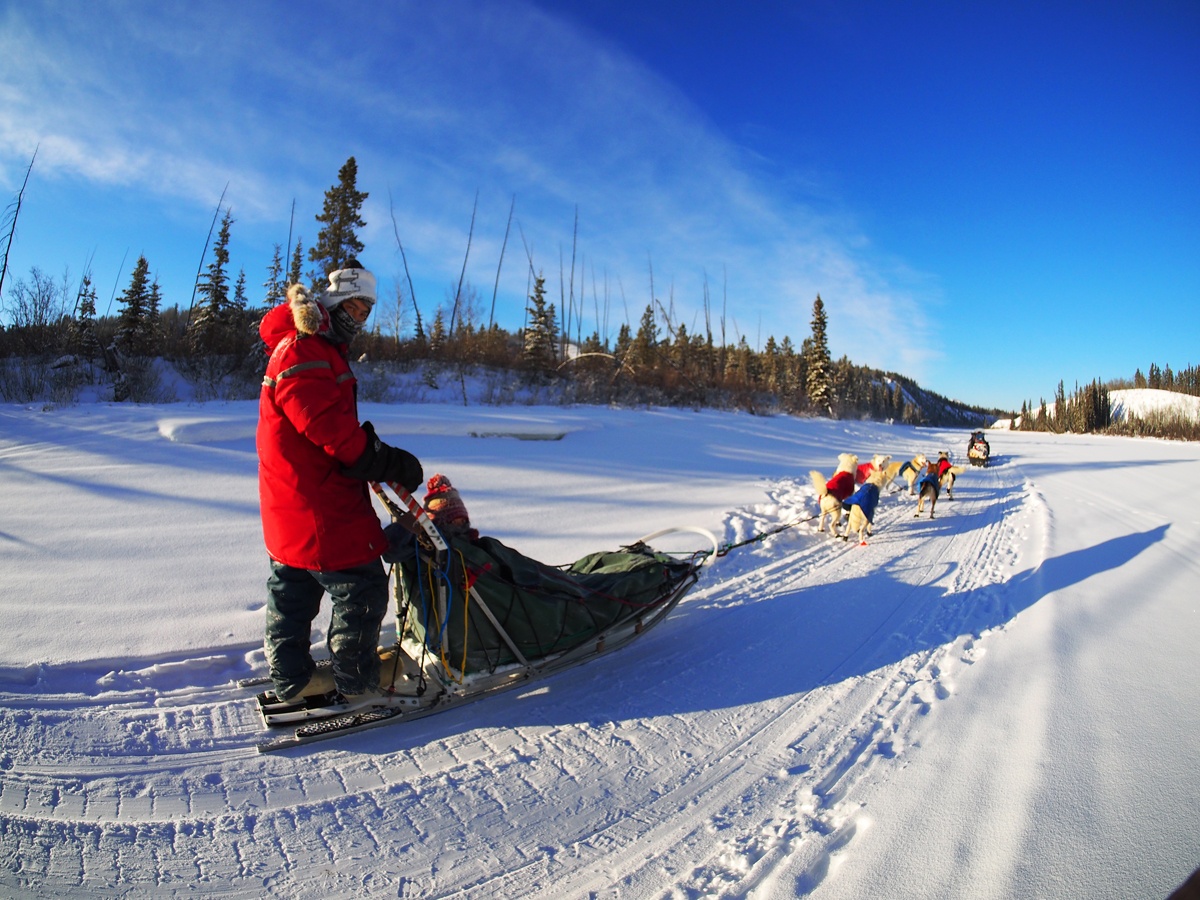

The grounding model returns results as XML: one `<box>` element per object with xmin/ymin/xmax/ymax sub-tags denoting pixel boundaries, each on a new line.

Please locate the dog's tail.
<box><xmin>940</xmin><ymin>465</ymin><xmax>964</xmax><ymax>485</ymax></box>
<box><xmin>809</xmin><ymin>470</ymin><xmax>829</xmax><ymax>498</ymax></box>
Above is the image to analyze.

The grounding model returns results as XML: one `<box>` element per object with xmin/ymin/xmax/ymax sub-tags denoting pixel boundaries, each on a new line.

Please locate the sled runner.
<box><xmin>255</xmin><ymin>482</ymin><xmax>717</xmax><ymax>752</ymax></box>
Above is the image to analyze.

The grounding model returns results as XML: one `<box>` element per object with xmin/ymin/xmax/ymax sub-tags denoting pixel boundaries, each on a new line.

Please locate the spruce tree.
<box><xmin>288</xmin><ymin>238</ymin><xmax>304</xmax><ymax>286</ymax></box>
<box><xmin>428</xmin><ymin>308</ymin><xmax>446</xmax><ymax>358</ymax></box>
<box><xmin>147</xmin><ymin>278</ymin><xmax>162</xmax><ymax>355</ymax></box>
<box><xmin>523</xmin><ymin>273</ymin><xmax>557</xmax><ymax>374</ymax></box>
<box><xmin>805</xmin><ymin>294</ymin><xmax>833</xmax><ymax>414</ymax></box>
<box><xmin>309</xmin><ymin>156</ymin><xmax>368</xmax><ymax>282</ymax></box>
<box><xmin>114</xmin><ymin>255</ymin><xmax>154</xmax><ymax>357</ymax></box>
<box><xmin>613</xmin><ymin>322</ymin><xmax>633</xmax><ymax>369</ymax></box>
<box><xmin>233</xmin><ymin>268</ymin><xmax>247</xmax><ymax>311</ymax></box>
<box><xmin>264</xmin><ymin>244</ymin><xmax>285</xmax><ymax>305</ymax></box>
<box><xmin>190</xmin><ymin>210</ymin><xmax>234</xmax><ymax>355</ymax></box>
<box><xmin>632</xmin><ymin>303</ymin><xmax>658</xmax><ymax>369</ymax></box>
<box><xmin>71</xmin><ymin>274</ymin><xmax>101</xmax><ymax>363</ymax></box>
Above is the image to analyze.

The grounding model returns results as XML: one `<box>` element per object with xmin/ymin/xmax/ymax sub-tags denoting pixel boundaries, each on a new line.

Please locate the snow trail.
<box><xmin>4</xmin><ymin>405</ymin><xmax>1197</xmax><ymax>898</ymax></box>
<box><xmin>0</xmin><ymin>446</ymin><xmax>1036</xmax><ymax>897</ymax></box>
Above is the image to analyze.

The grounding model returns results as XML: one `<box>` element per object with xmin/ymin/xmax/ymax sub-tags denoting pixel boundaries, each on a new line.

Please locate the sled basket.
<box><xmin>395</xmin><ymin>532</ymin><xmax>703</xmax><ymax>676</ymax></box>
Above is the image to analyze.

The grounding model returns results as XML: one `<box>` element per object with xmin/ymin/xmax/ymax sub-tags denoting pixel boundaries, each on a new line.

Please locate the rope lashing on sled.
<box><xmin>412</xmin><ymin>547</ymin><xmax>467</xmax><ymax>683</ymax></box>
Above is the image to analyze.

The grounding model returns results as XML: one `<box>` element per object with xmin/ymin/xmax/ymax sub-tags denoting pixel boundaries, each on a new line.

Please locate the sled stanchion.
<box><xmin>633</xmin><ymin>526</ymin><xmax>721</xmax><ymax>566</ymax></box>
<box><xmin>370</xmin><ymin>481</ymin><xmax>449</xmax><ymax>554</ymax></box>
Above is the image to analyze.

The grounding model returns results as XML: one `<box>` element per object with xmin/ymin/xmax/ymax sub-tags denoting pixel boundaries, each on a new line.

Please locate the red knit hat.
<box><xmin>424</xmin><ymin>474</ymin><xmax>475</xmax><ymax>537</ymax></box>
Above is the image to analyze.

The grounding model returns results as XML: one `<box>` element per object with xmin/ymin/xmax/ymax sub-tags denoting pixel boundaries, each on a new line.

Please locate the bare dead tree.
<box><xmin>488</xmin><ymin>195</ymin><xmax>515</xmax><ymax>329</ymax></box>
<box><xmin>0</xmin><ymin>145</ymin><xmax>37</xmax><ymax>302</ymax></box>
<box><xmin>103</xmin><ymin>249</ymin><xmax>129</xmax><ymax>319</ymax></box>
<box><xmin>448</xmin><ymin>189</ymin><xmax>478</xmax><ymax>339</ymax></box>
<box><xmin>185</xmin><ymin>183</ymin><xmax>229</xmax><ymax>330</ymax></box>
<box><xmin>388</xmin><ymin>189</ymin><xmax>423</xmax><ymax>341</ymax></box>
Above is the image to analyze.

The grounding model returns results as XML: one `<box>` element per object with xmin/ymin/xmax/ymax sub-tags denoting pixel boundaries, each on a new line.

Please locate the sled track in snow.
<box><xmin>503</xmin><ymin>460</ymin><xmax>1042</xmax><ymax>899</ymax></box>
<box><xmin>0</xmin><ymin>459</ymin><xmax>1045</xmax><ymax>898</ymax></box>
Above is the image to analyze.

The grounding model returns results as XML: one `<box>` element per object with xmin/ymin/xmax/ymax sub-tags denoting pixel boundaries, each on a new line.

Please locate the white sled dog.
<box><xmin>855</xmin><ymin>453</ymin><xmax>892</xmax><ymax>485</ymax></box>
<box><xmin>895</xmin><ymin>454</ymin><xmax>928</xmax><ymax>495</ymax></box>
<box><xmin>879</xmin><ymin>459</ymin><xmax>904</xmax><ymax>491</ymax></box>
<box><xmin>809</xmin><ymin>453</ymin><xmax>858</xmax><ymax>537</ymax></box>
<box><xmin>844</xmin><ymin>467</ymin><xmax>887</xmax><ymax>545</ymax></box>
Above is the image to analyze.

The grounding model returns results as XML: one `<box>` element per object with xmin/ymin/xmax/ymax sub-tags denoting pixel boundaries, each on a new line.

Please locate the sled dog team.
<box><xmin>809</xmin><ymin>450</ymin><xmax>966</xmax><ymax>545</ymax></box>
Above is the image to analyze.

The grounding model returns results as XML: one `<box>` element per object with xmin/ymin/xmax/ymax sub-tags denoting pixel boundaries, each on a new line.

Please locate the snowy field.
<box><xmin>1</xmin><ymin>393</ymin><xmax>1198</xmax><ymax>898</ymax></box>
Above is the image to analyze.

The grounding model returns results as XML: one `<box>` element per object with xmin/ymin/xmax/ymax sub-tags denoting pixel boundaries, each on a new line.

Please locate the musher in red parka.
<box><xmin>257</xmin><ymin>259</ymin><xmax>422</xmax><ymax>706</ymax></box>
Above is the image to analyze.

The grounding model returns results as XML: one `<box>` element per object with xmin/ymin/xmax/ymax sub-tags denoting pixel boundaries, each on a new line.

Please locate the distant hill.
<box><xmin>886</xmin><ymin>373</ymin><xmax>1006</xmax><ymax>428</ymax></box>
<box><xmin>1110</xmin><ymin>388</ymin><xmax>1200</xmax><ymax>423</ymax></box>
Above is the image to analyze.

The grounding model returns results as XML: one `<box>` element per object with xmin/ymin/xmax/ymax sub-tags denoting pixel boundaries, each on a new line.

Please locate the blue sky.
<box><xmin>1</xmin><ymin>1</ymin><xmax>1196</xmax><ymax>411</ymax></box>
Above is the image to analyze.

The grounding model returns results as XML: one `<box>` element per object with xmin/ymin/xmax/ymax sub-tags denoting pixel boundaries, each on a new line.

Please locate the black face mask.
<box><xmin>329</xmin><ymin>304</ymin><xmax>364</xmax><ymax>344</ymax></box>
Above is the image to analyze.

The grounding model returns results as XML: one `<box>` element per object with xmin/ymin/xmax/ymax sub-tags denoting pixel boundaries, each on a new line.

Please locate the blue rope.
<box><xmin>413</xmin><ymin>528</ymin><xmax>454</xmax><ymax>651</ymax></box>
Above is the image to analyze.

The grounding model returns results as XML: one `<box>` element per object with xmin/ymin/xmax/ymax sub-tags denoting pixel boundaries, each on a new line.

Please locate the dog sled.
<box><xmin>256</xmin><ymin>479</ymin><xmax>717</xmax><ymax>751</ymax></box>
<box><xmin>967</xmin><ymin>431</ymin><xmax>990</xmax><ymax>467</ymax></box>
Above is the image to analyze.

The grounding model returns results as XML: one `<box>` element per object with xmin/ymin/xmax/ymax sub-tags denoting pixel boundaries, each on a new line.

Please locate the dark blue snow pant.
<box><xmin>265</xmin><ymin>558</ymin><xmax>389</xmax><ymax>701</ymax></box>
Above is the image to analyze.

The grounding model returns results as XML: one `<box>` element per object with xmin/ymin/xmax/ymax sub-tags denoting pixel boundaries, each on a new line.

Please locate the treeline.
<box><xmin>1109</xmin><ymin>362</ymin><xmax>1200</xmax><ymax>398</ymax></box>
<box><xmin>1015</xmin><ymin>380</ymin><xmax>1113</xmax><ymax>434</ymax></box>
<box><xmin>0</xmin><ymin>153</ymin><xmax>997</xmax><ymax>426</ymax></box>
<box><xmin>0</xmin><ymin>263</ymin><xmax>997</xmax><ymax>427</ymax></box>
<box><xmin>1017</xmin><ymin>365</ymin><xmax>1200</xmax><ymax>442</ymax></box>
<box><xmin>1108</xmin><ymin>362</ymin><xmax>1200</xmax><ymax>440</ymax></box>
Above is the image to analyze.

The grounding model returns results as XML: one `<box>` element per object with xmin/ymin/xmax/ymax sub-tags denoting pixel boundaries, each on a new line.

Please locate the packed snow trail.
<box><xmin>4</xmin><ymin>405</ymin><xmax>1197</xmax><ymax>898</ymax></box>
<box><xmin>0</xmin><ymin>442</ymin><xmax>1038</xmax><ymax>898</ymax></box>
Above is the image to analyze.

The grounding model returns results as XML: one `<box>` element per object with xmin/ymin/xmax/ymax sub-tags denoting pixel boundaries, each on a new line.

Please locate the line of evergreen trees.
<box><xmin>1114</xmin><ymin>363</ymin><xmax>1200</xmax><ymax>398</ymax></box>
<box><xmin>1015</xmin><ymin>380</ymin><xmax>1113</xmax><ymax>434</ymax></box>
<box><xmin>0</xmin><ymin>156</ymin><xmax>1095</xmax><ymax>432</ymax></box>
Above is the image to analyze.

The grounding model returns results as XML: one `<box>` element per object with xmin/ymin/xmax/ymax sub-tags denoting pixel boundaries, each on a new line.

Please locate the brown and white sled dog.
<box><xmin>809</xmin><ymin>453</ymin><xmax>858</xmax><ymax>536</ymax></box>
<box><xmin>934</xmin><ymin>451</ymin><xmax>966</xmax><ymax>499</ymax></box>
<box><xmin>941</xmin><ymin>463</ymin><xmax>965</xmax><ymax>498</ymax></box>
<box><xmin>915</xmin><ymin>462</ymin><xmax>940</xmax><ymax>518</ymax></box>
<box><xmin>895</xmin><ymin>454</ymin><xmax>928</xmax><ymax>495</ymax></box>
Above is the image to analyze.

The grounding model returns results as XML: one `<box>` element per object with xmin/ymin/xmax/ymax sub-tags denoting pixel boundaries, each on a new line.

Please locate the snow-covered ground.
<box><xmin>1</xmin><ymin>396</ymin><xmax>1198</xmax><ymax>898</ymax></box>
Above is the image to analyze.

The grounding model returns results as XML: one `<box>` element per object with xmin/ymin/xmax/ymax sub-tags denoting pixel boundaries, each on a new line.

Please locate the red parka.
<box><xmin>256</xmin><ymin>293</ymin><xmax>386</xmax><ymax>570</ymax></box>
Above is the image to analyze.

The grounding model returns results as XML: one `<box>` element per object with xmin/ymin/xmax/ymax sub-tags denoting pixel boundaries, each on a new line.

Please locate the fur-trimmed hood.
<box><xmin>259</xmin><ymin>284</ymin><xmax>332</xmax><ymax>352</ymax></box>
<box><xmin>288</xmin><ymin>283</ymin><xmax>326</xmax><ymax>335</ymax></box>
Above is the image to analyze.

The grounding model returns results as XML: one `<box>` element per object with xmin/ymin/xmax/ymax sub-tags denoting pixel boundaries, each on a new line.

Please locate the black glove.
<box><xmin>381</xmin><ymin>521</ymin><xmax>416</xmax><ymax>564</ymax></box>
<box><xmin>342</xmin><ymin>421</ymin><xmax>424</xmax><ymax>492</ymax></box>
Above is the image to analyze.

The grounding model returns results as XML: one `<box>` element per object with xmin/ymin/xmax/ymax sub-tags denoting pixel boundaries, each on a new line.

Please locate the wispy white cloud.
<box><xmin>0</xmin><ymin>0</ymin><xmax>935</xmax><ymax>379</ymax></box>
